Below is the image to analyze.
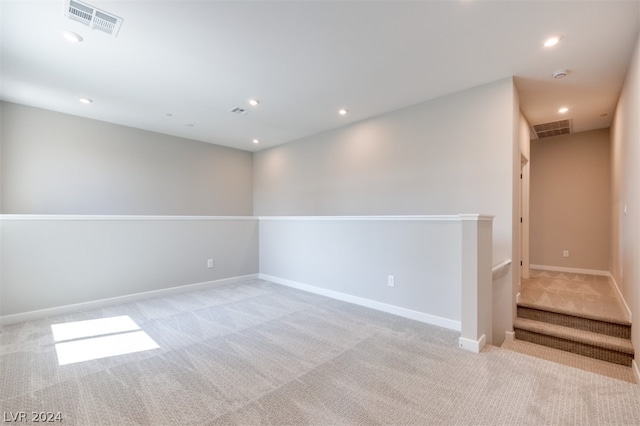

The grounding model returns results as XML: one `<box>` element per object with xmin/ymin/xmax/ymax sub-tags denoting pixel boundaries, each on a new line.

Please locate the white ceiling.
<box><xmin>1</xmin><ymin>1</ymin><xmax>639</xmax><ymax>152</ymax></box>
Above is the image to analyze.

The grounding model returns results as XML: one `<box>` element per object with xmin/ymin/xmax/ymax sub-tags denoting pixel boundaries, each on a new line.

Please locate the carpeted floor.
<box><xmin>519</xmin><ymin>270</ymin><xmax>630</xmax><ymax>323</ymax></box>
<box><xmin>2</xmin><ymin>279</ymin><xmax>639</xmax><ymax>425</ymax></box>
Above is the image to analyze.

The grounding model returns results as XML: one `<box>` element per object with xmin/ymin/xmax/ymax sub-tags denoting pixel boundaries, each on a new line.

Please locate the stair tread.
<box><xmin>514</xmin><ymin>317</ymin><xmax>634</xmax><ymax>354</ymax></box>
<box><xmin>501</xmin><ymin>339</ymin><xmax>636</xmax><ymax>384</ymax></box>
<box><xmin>517</xmin><ymin>301</ymin><xmax>631</xmax><ymax>326</ymax></box>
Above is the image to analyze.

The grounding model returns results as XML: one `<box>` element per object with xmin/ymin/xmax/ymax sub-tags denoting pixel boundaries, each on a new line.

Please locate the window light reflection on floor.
<box><xmin>51</xmin><ymin>315</ymin><xmax>159</xmax><ymax>366</ymax></box>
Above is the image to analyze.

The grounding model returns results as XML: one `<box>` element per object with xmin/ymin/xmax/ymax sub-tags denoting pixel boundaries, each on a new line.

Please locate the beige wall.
<box><xmin>611</xmin><ymin>30</ymin><xmax>639</xmax><ymax>365</ymax></box>
<box><xmin>530</xmin><ymin>129</ymin><xmax>611</xmax><ymax>271</ymax></box>
<box><xmin>0</xmin><ymin>102</ymin><xmax>253</xmax><ymax>215</ymax></box>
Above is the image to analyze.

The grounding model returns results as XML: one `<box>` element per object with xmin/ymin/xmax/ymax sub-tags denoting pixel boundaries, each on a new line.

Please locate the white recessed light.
<box><xmin>338</xmin><ymin>108</ymin><xmax>348</xmax><ymax>116</ymax></box>
<box><xmin>252</xmin><ymin>139</ymin><xmax>260</xmax><ymax>144</ymax></box>
<box><xmin>544</xmin><ymin>36</ymin><xmax>561</xmax><ymax>47</ymax></box>
<box><xmin>558</xmin><ymin>107</ymin><xmax>569</xmax><ymax>114</ymax></box>
<box><xmin>248</xmin><ymin>99</ymin><xmax>260</xmax><ymax>107</ymax></box>
<box><xmin>79</xmin><ymin>97</ymin><xmax>93</xmax><ymax>104</ymax></box>
<box><xmin>63</xmin><ymin>31</ymin><xmax>83</xmax><ymax>43</ymax></box>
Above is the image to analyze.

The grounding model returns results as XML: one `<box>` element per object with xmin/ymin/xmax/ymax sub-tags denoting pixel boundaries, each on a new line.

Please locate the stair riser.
<box><xmin>514</xmin><ymin>329</ymin><xmax>633</xmax><ymax>367</ymax></box>
<box><xmin>517</xmin><ymin>307</ymin><xmax>631</xmax><ymax>339</ymax></box>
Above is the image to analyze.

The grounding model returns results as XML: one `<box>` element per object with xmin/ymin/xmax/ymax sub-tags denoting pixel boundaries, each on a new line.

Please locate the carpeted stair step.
<box><xmin>517</xmin><ymin>305</ymin><xmax>631</xmax><ymax>339</ymax></box>
<box><xmin>513</xmin><ymin>317</ymin><xmax>634</xmax><ymax>367</ymax></box>
<box><xmin>501</xmin><ymin>339</ymin><xmax>636</xmax><ymax>383</ymax></box>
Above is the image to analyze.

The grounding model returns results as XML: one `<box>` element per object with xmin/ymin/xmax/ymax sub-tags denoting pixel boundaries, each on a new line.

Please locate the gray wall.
<box><xmin>1</xmin><ymin>217</ymin><xmax>258</xmax><ymax>317</ymax></box>
<box><xmin>1</xmin><ymin>102</ymin><xmax>258</xmax><ymax>320</ymax></box>
<box><xmin>259</xmin><ymin>217</ymin><xmax>462</xmax><ymax>329</ymax></box>
<box><xmin>530</xmin><ymin>129</ymin><xmax>611</xmax><ymax>271</ymax></box>
<box><xmin>254</xmin><ymin>78</ymin><xmax>519</xmax><ymax>344</ymax></box>
<box><xmin>1</xmin><ymin>101</ymin><xmax>253</xmax><ymax>215</ymax></box>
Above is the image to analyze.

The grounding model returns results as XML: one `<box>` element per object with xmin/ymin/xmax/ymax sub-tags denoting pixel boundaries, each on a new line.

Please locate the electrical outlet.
<box><xmin>388</xmin><ymin>275</ymin><xmax>395</xmax><ymax>287</ymax></box>
<box><xmin>563</xmin><ymin>250</ymin><xmax>569</xmax><ymax>258</ymax></box>
<box><xmin>207</xmin><ymin>259</ymin><xmax>214</xmax><ymax>269</ymax></box>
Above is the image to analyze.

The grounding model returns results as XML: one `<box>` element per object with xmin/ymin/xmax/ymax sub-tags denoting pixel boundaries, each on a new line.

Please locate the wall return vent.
<box><xmin>531</xmin><ymin>119</ymin><xmax>573</xmax><ymax>139</ymax></box>
<box><xmin>64</xmin><ymin>0</ymin><xmax>123</xmax><ymax>37</ymax></box>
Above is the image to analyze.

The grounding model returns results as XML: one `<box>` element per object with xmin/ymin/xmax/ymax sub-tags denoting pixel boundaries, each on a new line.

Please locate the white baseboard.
<box><xmin>633</xmin><ymin>360</ymin><xmax>640</xmax><ymax>385</ymax></box>
<box><xmin>609</xmin><ymin>275</ymin><xmax>632</xmax><ymax>322</ymax></box>
<box><xmin>505</xmin><ymin>330</ymin><xmax>515</xmax><ymax>341</ymax></box>
<box><xmin>529</xmin><ymin>264</ymin><xmax>609</xmax><ymax>277</ymax></box>
<box><xmin>259</xmin><ymin>273</ymin><xmax>461</xmax><ymax>332</ymax></box>
<box><xmin>0</xmin><ymin>274</ymin><xmax>259</xmax><ymax>326</ymax></box>
<box><xmin>458</xmin><ymin>335</ymin><xmax>486</xmax><ymax>353</ymax></box>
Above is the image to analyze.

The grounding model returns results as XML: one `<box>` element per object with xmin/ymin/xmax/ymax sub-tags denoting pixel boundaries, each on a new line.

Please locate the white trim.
<box><xmin>609</xmin><ymin>274</ymin><xmax>632</xmax><ymax>322</ymax></box>
<box><xmin>458</xmin><ymin>214</ymin><xmax>495</xmax><ymax>221</ymax></box>
<box><xmin>458</xmin><ymin>335</ymin><xmax>486</xmax><ymax>353</ymax></box>
<box><xmin>516</xmin><ymin>292</ymin><xmax>521</xmax><ymax>304</ymax></box>
<box><xmin>258</xmin><ymin>215</ymin><xmax>461</xmax><ymax>221</ymax></box>
<box><xmin>492</xmin><ymin>258</ymin><xmax>512</xmax><ymax>273</ymax></box>
<box><xmin>529</xmin><ymin>264</ymin><xmax>610</xmax><ymax>277</ymax></box>
<box><xmin>0</xmin><ymin>214</ymin><xmax>257</xmax><ymax>221</ymax></box>
<box><xmin>633</xmin><ymin>359</ymin><xmax>640</xmax><ymax>385</ymax></box>
<box><xmin>259</xmin><ymin>274</ymin><xmax>461</xmax><ymax>332</ymax></box>
<box><xmin>505</xmin><ymin>330</ymin><xmax>515</xmax><ymax>341</ymax></box>
<box><xmin>0</xmin><ymin>274</ymin><xmax>259</xmax><ymax>326</ymax></box>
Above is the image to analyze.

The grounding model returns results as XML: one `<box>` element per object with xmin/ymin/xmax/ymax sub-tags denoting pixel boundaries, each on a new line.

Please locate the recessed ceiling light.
<box><xmin>558</xmin><ymin>107</ymin><xmax>569</xmax><ymax>113</ymax></box>
<box><xmin>63</xmin><ymin>31</ymin><xmax>83</xmax><ymax>43</ymax></box>
<box><xmin>185</xmin><ymin>123</ymin><xmax>194</xmax><ymax>127</ymax></box>
<box><xmin>248</xmin><ymin>99</ymin><xmax>260</xmax><ymax>107</ymax></box>
<box><xmin>252</xmin><ymin>139</ymin><xmax>260</xmax><ymax>144</ymax></box>
<box><xmin>544</xmin><ymin>36</ymin><xmax>561</xmax><ymax>47</ymax></box>
<box><xmin>338</xmin><ymin>108</ymin><xmax>348</xmax><ymax>116</ymax></box>
<box><xmin>79</xmin><ymin>97</ymin><xmax>93</xmax><ymax>104</ymax></box>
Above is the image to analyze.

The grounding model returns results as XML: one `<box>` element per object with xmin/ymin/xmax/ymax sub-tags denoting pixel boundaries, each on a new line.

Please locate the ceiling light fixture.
<box><xmin>63</xmin><ymin>31</ymin><xmax>83</xmax><ymax>43</ymax></box>
<box><xmin>79</xmin><ymin>97</ymin><xmax>93</xmax><ymax>104</ymax></box>
<box><xmin>544</xmin><ymin>36</ymin><xmax>561</xmax><ymax>47</ymax></box>
<box><xmin>248</xmin><ymin>99</ymin><xmax>260</xmax><ymax>107</ymax></box>
<box><xmin>338</xmin><ymin>108</ymin><xmax>348</xmax><ymax>116</ymax></box>
<box><xmin>252</xmin><ymin>139</ymin><xmax>260</xmax><ymax>144</ymax></box>
<box><xmin>558</xmin><ymin>107</ymin><xmax>569</xmax><ymax>114</ymax></box>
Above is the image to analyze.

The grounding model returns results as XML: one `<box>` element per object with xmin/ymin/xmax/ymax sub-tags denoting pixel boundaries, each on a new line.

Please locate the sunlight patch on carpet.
<box><xmin>51</xmin><ymin>316</ymin><xmax>159</xmax><ymax>365</ymax></box>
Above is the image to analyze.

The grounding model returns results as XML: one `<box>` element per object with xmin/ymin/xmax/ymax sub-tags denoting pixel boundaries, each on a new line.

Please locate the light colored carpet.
<box><xmin>520</xmin><ymin>270</ymin><xmax>630</xmax><ymax>323</ymax></box>
<box><xmin>2</xmin><ymin>279</ymin><xmax>640</xmax><ymax>425</ymax></box>
<box><xmin>502</xmin><ymin>339</ymin><xmax>636</xmax><ymax>384</ymax></box>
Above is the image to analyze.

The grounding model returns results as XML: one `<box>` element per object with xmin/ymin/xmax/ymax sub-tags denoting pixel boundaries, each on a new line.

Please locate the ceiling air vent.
<box><xmin>531</xmin><ymin>119</ymin><xmax>572</xmax><ymax>139</ymax></box>
<box><xmin>64</xmin><ymin>0</ymin><xmax>123</xmax><ymax>37</ymax></box>
<box><xmin>230</xmin><ymin>107</ymin><xmax>248</xmax><ymax>115</ymax></box>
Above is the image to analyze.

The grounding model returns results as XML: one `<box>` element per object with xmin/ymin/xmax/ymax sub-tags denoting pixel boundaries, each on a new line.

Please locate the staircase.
<box><xmin>509</xmin><ymin>270</ymin><xmax>634</xmax><ymax>378</ymax></box>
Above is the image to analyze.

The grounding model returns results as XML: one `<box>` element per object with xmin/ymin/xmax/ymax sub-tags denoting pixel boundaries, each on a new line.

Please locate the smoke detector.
<box><xmin>552</xmin><ymin>69</ymin><xmax>569</xmax><ymax>79</ymax></box>
<box><xmin>64</xmin><ymin>0</ymin><xmax>123</xmax><ymax>37</ymax></box>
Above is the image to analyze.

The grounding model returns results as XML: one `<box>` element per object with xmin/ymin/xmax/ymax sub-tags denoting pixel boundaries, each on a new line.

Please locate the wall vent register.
<box><xmin>64</xmin><ymin>0</ymin><xmax>123</xmax><ymax>37</ymax></box>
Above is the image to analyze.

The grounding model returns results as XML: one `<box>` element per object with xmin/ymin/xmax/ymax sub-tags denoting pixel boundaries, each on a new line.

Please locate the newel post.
<box><xmin>458</xmin><ymin>214</ymin><xmax>494</xmax><ymax>353</ymax></box>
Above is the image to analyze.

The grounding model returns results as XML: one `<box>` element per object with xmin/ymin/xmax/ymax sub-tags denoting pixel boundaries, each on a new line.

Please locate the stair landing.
<box><xmin>507</xmin><ymin>269</ymin><xmax>635</xmax><ymax>381</ymax></box>
<box><xmin>518</xmin><ymin>269</ymin><xmax>630</xmax><ymax>324</ymax></box>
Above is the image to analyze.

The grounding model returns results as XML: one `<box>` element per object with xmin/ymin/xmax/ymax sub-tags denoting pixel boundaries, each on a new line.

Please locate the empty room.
<box><xmin>1</xmin><ymin>1</ymin><xmax>640</xmax><ymax>424</ymax></box>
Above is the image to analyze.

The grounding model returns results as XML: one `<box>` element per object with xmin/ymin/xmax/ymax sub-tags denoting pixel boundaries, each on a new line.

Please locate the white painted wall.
<box><xmin>255</xmin><ymin>78</ymin><xmax>519</xmax><ymax>344</ymax></box>
<box><xmin>611</xmin><ymin>31</ymin><xmax>639</xmax><ymax>368</ymax></box>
